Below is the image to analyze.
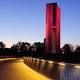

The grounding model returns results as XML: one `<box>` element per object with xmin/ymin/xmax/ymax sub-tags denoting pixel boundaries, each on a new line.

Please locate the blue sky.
<box><xmin>0</xmin><ymin>0</ymin><xmax>80</xmax><ymax>47</ymax></box>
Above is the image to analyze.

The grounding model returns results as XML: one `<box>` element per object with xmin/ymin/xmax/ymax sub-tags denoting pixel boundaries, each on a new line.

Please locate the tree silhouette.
<box><xmin>63</xmin><ymin>44</ymin><xmax>72</xmax><ymax>54</ymax></box>
<box><xmin>0</xmin><ymin>42</ymin><xmax>5</xmax><ymax>49</ymax></box>
<box><xmin>75</xmin><ymin>46</ymin><xmax>80</xmax><ymax>54</ymax></box>
<box><xmin>32</xmin><ymin>42</ymin><xmax>44</xmax><ymax>57</ymax></box>
<box><xmin>20</xmin><ymin>42</ymin><xmax>31</xmax><ymax>53</ymax></box>
<box><xmin>11</xmin><ymin>42</ymin><xmax>31</xmax><ymax>56</ymax></box>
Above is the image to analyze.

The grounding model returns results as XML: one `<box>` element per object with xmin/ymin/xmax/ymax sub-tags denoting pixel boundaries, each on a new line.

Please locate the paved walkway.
<box><xmin>0</xmin><ymin>59</ymin><xmax>50</xmax><ymax>80</ymax></box>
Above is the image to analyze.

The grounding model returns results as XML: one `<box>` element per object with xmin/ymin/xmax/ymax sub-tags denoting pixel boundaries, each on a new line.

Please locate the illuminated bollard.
<box><xmin>32</xmin><ymin>58</ymin><xmax>36</xmax><ymax>68</ymax></box>
<box><xmin>37</xmin><ymin>60</ymin><xmax>42</xmax><ymax>71</ymax></box>
<box><xmin>39</xmin><ymin>59</ymin><xmax>46</xmax><ymax>73</ymax></box>
<box><xmin>35</xmin><ymin>59</ymin><xmax>39</xmax><ymax>70</ymax></box>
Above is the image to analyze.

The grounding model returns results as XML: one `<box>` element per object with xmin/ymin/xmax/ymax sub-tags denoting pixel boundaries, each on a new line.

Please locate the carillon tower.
<box><xmin>45</xmin><ymin>3</ymin><xmax>60</xmax><ymax>54</ymax></box>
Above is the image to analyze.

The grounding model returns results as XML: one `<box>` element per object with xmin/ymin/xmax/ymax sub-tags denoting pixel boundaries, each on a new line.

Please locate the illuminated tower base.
<box><xmin>45</xmin><ymin>3</ymin><xmax>60</xmax><ymax>54</ymax></box>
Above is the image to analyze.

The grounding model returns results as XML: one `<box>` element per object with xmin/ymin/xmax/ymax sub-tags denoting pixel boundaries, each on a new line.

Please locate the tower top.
<box><xmin>46</xmin><ymin>3</ymin><xmax>57</xmax><ymax>6</ymax></box>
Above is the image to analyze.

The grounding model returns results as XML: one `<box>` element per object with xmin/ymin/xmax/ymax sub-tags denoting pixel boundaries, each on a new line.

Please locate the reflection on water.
<box><xmin>59</xmin><ymin>64</ymin><xmax>80</xmax><ymax>80</ymax></box>
<box><xmin>49</xmin><ymin>62</ymin><xmax>80</xmax><ymax>80</ymax></box>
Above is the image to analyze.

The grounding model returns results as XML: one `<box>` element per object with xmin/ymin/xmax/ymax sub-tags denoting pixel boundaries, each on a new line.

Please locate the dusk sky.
<box><xmin>0</xmin><ymin>0</ymin><xmax>80</xmax><ymax>48</ymax></box>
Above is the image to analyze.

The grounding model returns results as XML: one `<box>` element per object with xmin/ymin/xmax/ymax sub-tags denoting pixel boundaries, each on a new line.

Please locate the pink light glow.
<box><xmin>56</xmin><ymin>5</ymin><xmax>60</xmax><ymax>53</ymax></box>
<box><xmin>45</xmin><ymin>3</ymin><xmax>60</xmax><ymax>54</ymax></box>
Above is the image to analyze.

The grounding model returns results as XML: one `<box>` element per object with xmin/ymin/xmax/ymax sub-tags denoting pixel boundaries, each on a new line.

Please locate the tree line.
<box><xmin>0</xmin><ymin>41</ymin><xmax>80</xmax><ymax>63</ymax></box>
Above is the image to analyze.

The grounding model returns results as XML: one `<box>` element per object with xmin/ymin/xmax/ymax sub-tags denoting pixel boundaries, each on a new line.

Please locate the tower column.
<box><xmin>45</xmin><ymin>3</ymin><xmax>60</xmax><ymax>54</ymax></box>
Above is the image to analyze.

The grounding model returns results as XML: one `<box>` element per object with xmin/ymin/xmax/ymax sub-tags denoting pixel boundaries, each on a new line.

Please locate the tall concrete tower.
<box><xmin>45</xmin><ymin>3</ymin><xmax>60</xmax><ymax>54</ymax></box>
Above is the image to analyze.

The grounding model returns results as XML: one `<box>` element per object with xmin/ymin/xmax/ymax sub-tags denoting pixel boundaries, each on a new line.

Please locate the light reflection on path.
<box><xmin>0</xmin><ymin>59</ymin><xmax>50</xmax><ymax>80</ymax></box>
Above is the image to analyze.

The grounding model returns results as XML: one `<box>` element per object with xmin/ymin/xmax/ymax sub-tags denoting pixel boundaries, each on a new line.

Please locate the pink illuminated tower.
<box><xmin>45</xmin><ymin>3</ymin><xmax>60</xmax><ymax>54</ymax></box>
